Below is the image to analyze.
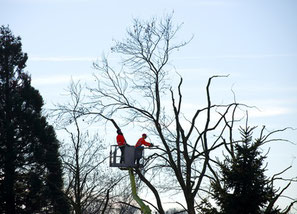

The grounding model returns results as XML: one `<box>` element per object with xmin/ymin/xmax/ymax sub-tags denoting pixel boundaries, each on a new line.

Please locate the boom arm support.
<box><xmin>129</xmin><ymin>169</ymin><xmax>151</xmax><ymax>214</ymax></box>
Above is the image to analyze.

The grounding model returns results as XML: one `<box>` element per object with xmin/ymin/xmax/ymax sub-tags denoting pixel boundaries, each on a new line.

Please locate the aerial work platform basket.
<box><xmin>110</xmin><ymin>145</ymin><xmax>144</xmax><ymax>168</ymax></box>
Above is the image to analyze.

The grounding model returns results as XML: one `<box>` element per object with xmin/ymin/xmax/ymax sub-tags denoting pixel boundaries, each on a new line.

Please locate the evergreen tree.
<box><xmin>211</xmin><ymin>125</ymin><xmax>277</xmax><ymax>214</ymax></box>
<box><xmin>0</xmin><ymin>26</ymin><xmax>69</xmax><ymax>214</ymax></box>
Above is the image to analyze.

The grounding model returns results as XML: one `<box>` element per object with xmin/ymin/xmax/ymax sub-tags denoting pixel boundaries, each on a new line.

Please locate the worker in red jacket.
<box><xmin>134</xmin><ymin>133</ymin><xmax>153</xmax><ymax>165</ymax></box>
<box><xmin>135</xmin><ymin>133</ymin><xmax>153</xmax><ymax>147</ymax></box>
<box><xmin>116</xmin><ymin>129</ymin><xmax>127</xmax><ymax>163</ymax></box>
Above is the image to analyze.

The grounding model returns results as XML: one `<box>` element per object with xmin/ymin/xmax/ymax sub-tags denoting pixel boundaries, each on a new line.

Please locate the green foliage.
<box><xmin>211</xmin><ymin>126</ymin><xmax>276</xmax><ymax>214</ymax></box>
<box><xmin>196</xmin><ymin>198</ymin><xmax>219</xmax><ymax>214</ymax></box>
<box><xmin>0</xmin><ymin>25</ymin><xmax>70</xmax><ymax>214</ymax></box>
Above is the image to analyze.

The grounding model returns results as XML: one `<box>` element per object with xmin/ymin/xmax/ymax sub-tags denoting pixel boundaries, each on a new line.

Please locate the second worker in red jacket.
<box><xmin>134</xmin><ymin>133</ymin><xmax>153</xmax><ymax>165</ymax></box>
<box><xmin>135</xmin><ymin>133</ymin><xmax>153</xmax><ymax>148</ymax></box>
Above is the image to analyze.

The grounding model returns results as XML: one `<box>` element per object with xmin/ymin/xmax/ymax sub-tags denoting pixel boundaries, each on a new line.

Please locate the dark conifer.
<box><xmin>0</xmin><ymin>25</ymin><xmax>69</xmax><ymax>214</ymax></box>
<box><xmin>211</xmin><ymin>125</ymin><xmax>276</xmax><ymax>214</ymax></box>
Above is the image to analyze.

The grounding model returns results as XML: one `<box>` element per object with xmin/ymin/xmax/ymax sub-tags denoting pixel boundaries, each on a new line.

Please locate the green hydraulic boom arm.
<box><xmin>129</xmin><ymin>169</ymin><xmax>151</xmax><ymax>214</ymax></box>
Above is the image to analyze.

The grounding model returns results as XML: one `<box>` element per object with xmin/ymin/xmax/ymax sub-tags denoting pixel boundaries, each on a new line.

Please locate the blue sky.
<box><xmin>2</xmin><ymin>0</ymin><xmax>297</xmax><ymax>208</ymax></box>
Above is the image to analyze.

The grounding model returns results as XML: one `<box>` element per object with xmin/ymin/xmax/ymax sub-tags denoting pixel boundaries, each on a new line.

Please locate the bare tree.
<box><xmin>53</xmin><ymin>81</ymin><xmax>138</xmax><ymax>214</ymax></box>
<box><xmin>53</xmin><ymin>15</ymin><xmax>296</xmax><ymax>214</ymax></box>
<box><xmin>74</xmin><ymin>15</ymin><xmax>243</xmax><ymax>214</ymax></box>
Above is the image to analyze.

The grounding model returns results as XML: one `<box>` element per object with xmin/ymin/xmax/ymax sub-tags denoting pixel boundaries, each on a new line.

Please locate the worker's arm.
<box><xmin>143</xmin><ymin>140</ymin><xmax>152</xmax><ymax>147</ymax></box>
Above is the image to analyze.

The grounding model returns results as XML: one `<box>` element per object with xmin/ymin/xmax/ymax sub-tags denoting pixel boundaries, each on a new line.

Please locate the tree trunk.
<box><xmin>4</xmin><ymin>162</ymin><xmax>16</xmax><ymax>214</ymax></box>
<box><xmin>185</xmin><ymin>194</ymin><xmax>195</xmax><ymax>214</ymax></box>
<box><xmin>4</xmin><ymin>71</ymin><xmax>16</xmax><ymax>214</ymax></box>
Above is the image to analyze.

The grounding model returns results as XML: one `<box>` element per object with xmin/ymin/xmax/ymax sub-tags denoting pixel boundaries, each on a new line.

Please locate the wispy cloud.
<box><xmin>29</xmin><ymin>56</ymin><xmax>97</xmax><ymax>62</ymax></box>
<box><xmin>173</xmin><ymin>54</ymin><xmax>297</xmax><ymax>61</ymax></box>
<box><xmin>29</xmin><ymin>56</ymin><xmax>121</xmax><ymax>63</ymax></box>
<box><xmin>174</xmin><ymin>68</ymin><xmax>224</xmax><ymax>76</ymax></box>
<box><xmin>249</xmin><ymin>106</ymin><xmax>292</xmax><ymax>118</ymax></box>
<box><xmin>31</xmin><ymin>74</ymin><xmax>92</xmax><ymax>85</ymax></box>
<box><xmin>29</xmin><ymin>53</ymin><xmax>297</xmax><ymax>63</ymax></box>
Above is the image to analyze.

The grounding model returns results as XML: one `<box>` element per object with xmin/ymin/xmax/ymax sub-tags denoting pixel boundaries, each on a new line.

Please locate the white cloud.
<box><xmin>249</xmin><ymin>107</ymin><xmax>291</xmax><ymax>118</ymax></box>
<box><xmin>173</xmin><ymin>53</ymin><xmax>297</xmax><ymax>61</ymax></box>
<box><xmin>29</xmin><ymin>56</ymin><xmax>96</xmax><ymax>62</ymax></box>
<box><xmin>29</xmin><ymin>56</ymin><xmax>121</xmax><ymax>63</ymax></box>
<box><xmin>28</xmin><ymin>53</ymin><xmax>297</xmax><ymax>63</ymax></box>
<box><xmin>31</xmin><ymin>74</ymin><xmax>92</xmax><ymax>85</ymax></box>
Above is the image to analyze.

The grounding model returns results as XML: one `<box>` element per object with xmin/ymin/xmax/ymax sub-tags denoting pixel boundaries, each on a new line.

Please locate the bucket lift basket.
<box><xmin>110</xmin><ymin>145</ymin><xmax>144</xmax><ymax>168</ymax></box>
